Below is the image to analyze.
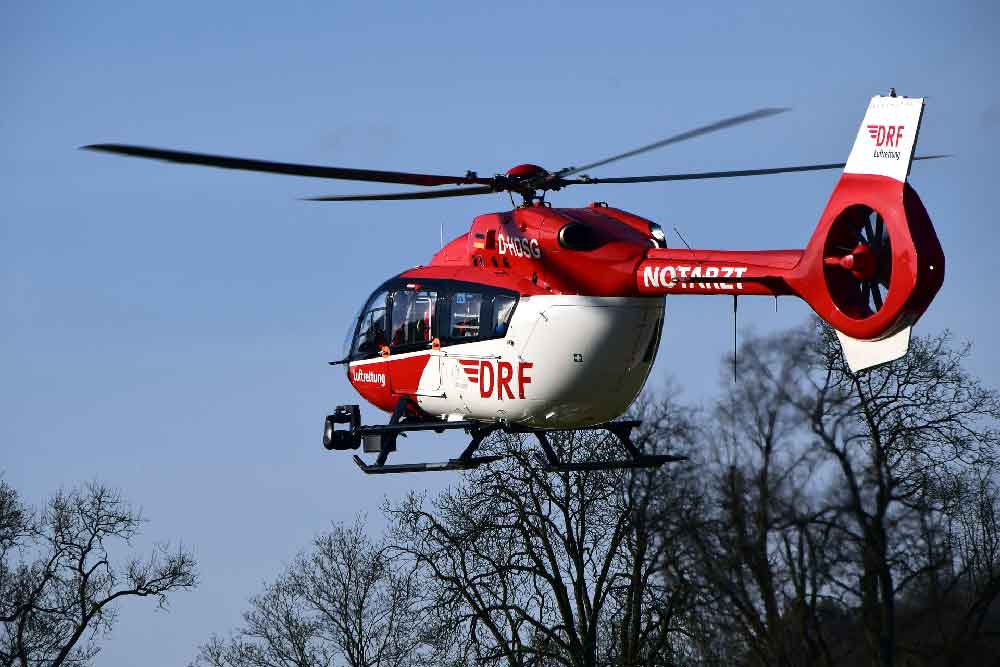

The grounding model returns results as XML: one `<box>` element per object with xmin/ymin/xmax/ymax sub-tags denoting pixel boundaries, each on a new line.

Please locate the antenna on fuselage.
<box><xmin>673</xmin><ymin>226</ymin><xmax>694</xmax><ymax>253</ymax></box>
<box><xmin>733</xmin><ymin>295</ymin><xmax>738</xmax><ymax>383</ymax></box>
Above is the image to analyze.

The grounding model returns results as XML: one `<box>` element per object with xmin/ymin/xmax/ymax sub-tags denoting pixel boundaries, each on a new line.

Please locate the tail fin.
<box><xmin>844</xmin><ymin>94</ymin><xmax>925</xmax><ymax>182</ymax></box>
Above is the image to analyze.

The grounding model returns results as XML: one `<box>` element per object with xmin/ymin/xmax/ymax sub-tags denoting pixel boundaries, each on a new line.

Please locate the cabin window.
<box><xmin>492</xmin><ymin>294</ymin><xmax>517</xmax><ymax>337</ymax></box>
<box><xmin>441</xmin><ymin>287</ymin><xmax>518</xmax><ymax>345</ymax></box>
<box><xmin>642</xmin><ymin>315</ymin><xmax>663</xmax><ymax>363</ymax></box>
<box><xmin>450</xmin><ymin>292</ymin><xmax>483</xmax><ymax>339</ymax></box>
<box><xmin>389</xmin><ymin>290</ymin><xmax>437</xmax><ymax>348</ymax></box>
<box><xmin>351</xmin><ymin>289</ymin><xmax>389</xmax><ymax>358</ymax></box>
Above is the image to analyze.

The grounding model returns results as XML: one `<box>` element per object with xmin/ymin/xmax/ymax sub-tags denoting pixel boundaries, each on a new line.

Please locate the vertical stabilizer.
<box><xmin>844</xmin><ymin>95</ymin><xmax>924</xmax><ymax>183</ymax></box>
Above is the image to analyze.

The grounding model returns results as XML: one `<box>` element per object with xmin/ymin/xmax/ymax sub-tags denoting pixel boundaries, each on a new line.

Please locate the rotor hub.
<box><xmin>505</xmin><ymin>164</ymin><xmax>549</xmax><ymax>179</ymax></box>
<box><xmin>500</xmin><ymin>164</ymin><xmax>553</xmax><ymax>205</ymax></box>
<box><xmin>824</xmin><ymin>243</ymin><xmax>879</xmax><ymax>282</ymax></box>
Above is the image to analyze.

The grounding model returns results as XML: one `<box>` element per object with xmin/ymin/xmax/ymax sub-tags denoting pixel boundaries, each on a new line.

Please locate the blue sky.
<box><xmin>3</xmin><ymin>2</ymin><xmax>997</xmax><ymax>664</ymax></box>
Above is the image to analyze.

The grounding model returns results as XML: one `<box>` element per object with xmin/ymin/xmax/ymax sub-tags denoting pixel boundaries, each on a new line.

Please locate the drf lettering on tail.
<box><xmin>867</xmin><ymin>124</ymin><xmax>905</xmax><ymax>148</ymax></box>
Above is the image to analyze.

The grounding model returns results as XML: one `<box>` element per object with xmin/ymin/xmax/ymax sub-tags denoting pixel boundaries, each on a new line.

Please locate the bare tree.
<box><xmin>806</xmin><ymin>326</ymin><xmax>1000</xmax><ymax>667</ymax></box>
<box><xmin>195</xmin><ymin>517</ymin><xmax>431</xmax><ymax>667</ymax></box>
<box><xmin>893</xmin><ymin>467</ymin><xmax>1000</xmax><ymax>666</ymax></box>
<box><xmin>385</xmin><ymin>399</ymin><xmax>701</xmax><ymax>667</ymax></box>
<box><xmin>0</xmin><ymin>480</ymin><xmax>197</xmax><ymax>667</ymax></box>
<box><xmin>0</xmin><ymin>480</ymin><xmax>31</xmax><ymax>560</ymax></box>
<box><xmin>605</xmin><ymin>398</ymin><xmax>710</xmax><ymax>667</ymax></box>
<box><xmin>196</xmin><ymin>570</ymin><xmax>331</xmax><ymax>667</ymax></box>
<box><xmin>687</xmin><ymin>323</ymin><xmax>1000</xmax><ymax>667</ymax></box>
<box><xmin>193</xmin><ymin>321</ymin><xmax>1000</xmax><ymax>667</ymax></box>
<box><xmin>683</xmin><ymin>331</ymin><xmax>844</xmax><ymax>667</ymax></box>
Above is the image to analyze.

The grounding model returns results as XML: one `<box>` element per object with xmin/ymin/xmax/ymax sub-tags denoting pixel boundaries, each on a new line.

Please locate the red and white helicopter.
<box><xmin>86</xmin><ymin>92</ymin><xmax>945</xmax><ymax>474</ymax></box>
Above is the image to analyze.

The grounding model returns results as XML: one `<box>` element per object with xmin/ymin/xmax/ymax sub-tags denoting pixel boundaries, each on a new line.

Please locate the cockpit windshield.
<box><xmin>346</xmin><ymin>280</ymin><xmax>519</xmax><ymax>361</ymax></box>
<box><xmin>341</xmin><ymin>302</ymin><xmax>365</xmax><ymax>360</ymax></box>
<box><xmin>350</xmin><ymin>289</ymin><xmax>389</xmax><ymax>358</ymax></box>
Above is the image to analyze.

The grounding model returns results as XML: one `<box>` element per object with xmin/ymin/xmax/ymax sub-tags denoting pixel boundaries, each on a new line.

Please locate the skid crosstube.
<box><xmin>515</xmin><ymin>421</ymin><xmax>688</xmax><ymax>472</ymax></box>
<box><xmin>325</xmin><ymin>402</ymin><xmax>687</xmax><ymax>475</ymax></box>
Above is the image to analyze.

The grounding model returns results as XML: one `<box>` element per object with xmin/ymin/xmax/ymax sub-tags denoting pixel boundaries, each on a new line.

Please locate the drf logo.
<box><xmin>867</xmin><ymin>124</ymin><xmax>905</xmax><ymax>148</ymax></box>
<box><xmin>459</xmin><ymin>359</ymin><xmax>533</xmax><ymax>400</ymax></box>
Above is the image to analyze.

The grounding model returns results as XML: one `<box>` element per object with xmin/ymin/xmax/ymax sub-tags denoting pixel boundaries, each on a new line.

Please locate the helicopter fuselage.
<box><xmin>344</xmin><ymin>203</ymin><xmax>667</xmax><ymax>428</ymax></box>
<box><xmin>348</xmin><ymin>292</ymin><xmax>664</xmax><ymax>428</ymax></box>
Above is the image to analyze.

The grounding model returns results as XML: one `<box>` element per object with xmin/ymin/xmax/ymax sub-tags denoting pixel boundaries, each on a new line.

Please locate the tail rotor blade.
<box><xmin>871</xmin><ymin>282</ymin><xmax>884</xmax><ymax>310</ymax></box>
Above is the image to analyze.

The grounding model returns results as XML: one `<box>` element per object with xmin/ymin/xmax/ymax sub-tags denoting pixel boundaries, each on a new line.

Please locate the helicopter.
<box><xmin>84</xmin><ymin>92</ymin><xmax>945</xmax><ymax>474</ymax></box>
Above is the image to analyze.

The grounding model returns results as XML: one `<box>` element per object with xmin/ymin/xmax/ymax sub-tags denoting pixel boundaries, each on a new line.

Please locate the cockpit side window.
<box><xmin>351</xmin><ymin>289</ymin><xmax>389</xmax><ymax>358</ymax></box>
<box><xmin>389</xmin><ymin>290</ymin><xmax>437</xmax><ymax>349</ymax></box>
<box><xmin>438</xmin><ymin>286</ymin><xmax>518</xmax><ymax>346</ymax></box>
<box><xmin>492</xmin><ymin>294</ymin><xmax>517</xmax><ymax>337</ymax></box>
<box><xmin>450</xmin><ymin>292</ymin><xmax>483</xmax><ymax>339</ymax></box>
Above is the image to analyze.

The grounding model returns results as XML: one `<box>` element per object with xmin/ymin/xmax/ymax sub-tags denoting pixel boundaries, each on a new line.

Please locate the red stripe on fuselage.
<box><xmin>349</xmin><ymin>353</ymin><xmax>433</xmax><ymax>413</ymax></box>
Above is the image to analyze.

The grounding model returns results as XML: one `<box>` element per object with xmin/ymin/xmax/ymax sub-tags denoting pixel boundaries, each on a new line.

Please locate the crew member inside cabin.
<box><xmin>390</xmin><ymin>290</ymin><xmax>437</xmax><ymax>347</ymax></box>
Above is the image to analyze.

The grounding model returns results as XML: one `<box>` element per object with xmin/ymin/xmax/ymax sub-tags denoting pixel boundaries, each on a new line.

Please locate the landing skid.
<box><xmin>351</xmin><ymin>454</ymin><xmax>504</xmax><ymax>475</ymax></box>
<box><xmin>323</xmin><ymin>400</ymin><xmax>687</xmax><ymax>475</ymax></box>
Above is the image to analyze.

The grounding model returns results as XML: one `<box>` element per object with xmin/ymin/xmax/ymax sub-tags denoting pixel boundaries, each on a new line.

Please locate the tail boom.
<box><xmin>637</xmin><ymin>249</ymin><xmax>801</xmax><ymax>296</ymax></box>
<box><xmin>635</xmin><ymin>94</ymin><xmax>944</xmax><ymax>347</ymax></box>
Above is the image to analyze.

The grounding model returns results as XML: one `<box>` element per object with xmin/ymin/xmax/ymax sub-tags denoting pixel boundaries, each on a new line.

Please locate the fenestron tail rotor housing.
<box><xmin>823</xmin><ymin>205</ymin><xmax>893</xmax><ymax>319</ymax></box>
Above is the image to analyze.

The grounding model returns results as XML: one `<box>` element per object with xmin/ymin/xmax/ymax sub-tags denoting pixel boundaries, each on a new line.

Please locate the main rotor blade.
<box><xmin>562</xmin><ymin>154</ymin><xmax>951</xmax><ymax>185</ymax></box>
<box><xmin>553</xmin><ymin>107</ymin><xmax>789</xmax><ymax>179</ymax></box>
<box><xmin>81</xmin><ymin>144</ymin><xmax>492</xmax><ymax>188</ymax></box>
<box><xmin>304</xmin><ymin>185</ymin><xmax>496</xmax><ymax>201</ymax></box>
